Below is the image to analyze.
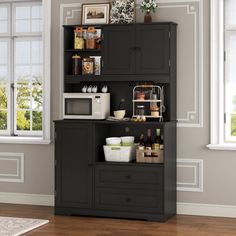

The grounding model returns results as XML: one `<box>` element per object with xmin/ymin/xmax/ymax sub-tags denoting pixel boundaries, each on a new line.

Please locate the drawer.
<box><xmin>95</xmin><ymin>188</ymin><xmax>163</xmax><ymax>214</ymax></box>
<box><xmin>95</xmin><ymin>165</ymin><xmax>163</xmax><ymax>189</ymax></box>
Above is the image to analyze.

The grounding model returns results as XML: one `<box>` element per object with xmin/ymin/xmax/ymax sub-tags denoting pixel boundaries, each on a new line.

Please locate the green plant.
<box><xmin>140</xmin><ymin>0</ymin><xmax>158</xmax><ymax>13</ymax></box>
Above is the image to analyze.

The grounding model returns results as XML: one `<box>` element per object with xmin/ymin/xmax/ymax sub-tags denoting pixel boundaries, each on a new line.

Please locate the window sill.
<box><xmin>0</xmin><ymin>137</ymin><xmax>51</xmax><ymax>145</ymax></box>
<box><xmin>206</xmin><ymin>144</ymin><xmax>236</xmax><ymax>151</ymax></box>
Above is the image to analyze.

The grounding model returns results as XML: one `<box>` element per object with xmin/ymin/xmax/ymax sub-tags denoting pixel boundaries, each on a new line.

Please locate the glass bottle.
<box><xmin>145</xmin><ymin>129</ymin><xmax>152</xmax><ymax>157</ymax></box>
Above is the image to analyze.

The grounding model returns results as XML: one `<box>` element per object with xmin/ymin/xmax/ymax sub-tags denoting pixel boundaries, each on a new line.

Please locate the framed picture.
<box><xmin>81</xmin><ymin>3</ymin><xmax>110</xmax><ymax>25</ymax></box>
<box><xmin>110</xmin><ymin>0</ymin><xmax>135</xmax><ymax>24</ymax></box>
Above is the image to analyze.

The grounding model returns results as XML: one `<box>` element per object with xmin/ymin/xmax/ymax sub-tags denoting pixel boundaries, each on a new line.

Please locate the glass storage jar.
<box><xmin>72</xmin><ymin>54</ymin><xmax>81</xmax><ymax>75</ymax></box>
<box><xmin>86</xmin><ymin>27</ymin><xmax>96</xmax><ymax>49</ymax></box>
<box><xmin>82</xmin><ymin>58</ymin><xmax>94</xmax><ymax>75</ymax></box>
<box><xmin>74</xmin><ymin>27</ymin><xmax>84</xmax><ymax>49</ymax></box>
<box><xmin>136</xmin><ymin>105</ymin><xmax>145</xmax><ymax>116</ymax></box>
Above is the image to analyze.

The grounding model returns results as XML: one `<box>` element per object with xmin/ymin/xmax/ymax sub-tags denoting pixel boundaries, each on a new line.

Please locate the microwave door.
<box><xmin>65</xmin><ymin>98</ymin><xmax>92</xmax><ymax>117</ymax></box>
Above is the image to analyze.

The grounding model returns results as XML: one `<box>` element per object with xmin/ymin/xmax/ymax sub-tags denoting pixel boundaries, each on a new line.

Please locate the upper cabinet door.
<box><xmin>102</xmin><ymin>25</ymin><xmax>135</xmax><ymax>75</ymax></box>
<box><xmin>135</xmin><ymin>25</ymin><xmax>170</xmax><ymax>74</ymax></box>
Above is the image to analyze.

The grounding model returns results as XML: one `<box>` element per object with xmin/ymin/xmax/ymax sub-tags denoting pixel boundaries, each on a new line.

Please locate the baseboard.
<box><xmin>0</xmin><ymin>193</ymin><xmax>235</xmax><ymax>218</ymax></box>
<box><xmin>177</xmin><ymin>202</ymin><xmax>236</xmax><ymax>218</ymax></box>
<box><xmin>0</xmin><ymin>192</ymin><xmax>54</xmax><ymax>206</ymax></box>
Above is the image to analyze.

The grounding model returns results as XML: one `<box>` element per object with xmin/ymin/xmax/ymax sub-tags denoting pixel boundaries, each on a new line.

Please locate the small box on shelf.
<box><xmin>136</xmin><ymin>149</ymin><xmax>163</xmax><ymax>164</ymax></box>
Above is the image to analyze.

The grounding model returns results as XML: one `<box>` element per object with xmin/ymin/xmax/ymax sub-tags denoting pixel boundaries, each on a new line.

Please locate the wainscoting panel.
<box><xmin>177</xmin><ymin>158</ymin><xmax>203</xmax><ymax>192</ymax></box>
<box><xmin>0</xmin><ymin>153</ymin><xmax>24</xmax><ymax>183</ymax></box>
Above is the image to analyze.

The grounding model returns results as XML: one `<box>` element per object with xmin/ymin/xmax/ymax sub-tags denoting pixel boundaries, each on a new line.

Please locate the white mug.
<box><xmin>82</xmin><ymin>86</ymin><xmax>87</xmax><ymax>93</ymax></box>
<box><xmin>101</xmin><ymin>85</ymin><xmax>108</xmax><ymax>93</ymax></box>
<box><xmin>92</xmin><ymin>86</ymin><xmax>98</xmax><ymax>93</ymax></box>
<box><xmin>87</xmin><ymin>85</ymin><xmax>92</xmax><ymax>93</ymax></box>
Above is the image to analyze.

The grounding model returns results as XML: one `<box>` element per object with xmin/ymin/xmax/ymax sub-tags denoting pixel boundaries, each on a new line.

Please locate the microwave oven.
<box><xmin>63</xmin><ymin>93</ymin><xmax>110</xmax><ymax>120</ymax></box>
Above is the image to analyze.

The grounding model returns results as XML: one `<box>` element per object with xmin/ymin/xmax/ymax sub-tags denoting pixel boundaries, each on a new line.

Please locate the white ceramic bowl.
<box><xmin>106</xmin><ymin>137</ymin><xmax>121</xmax><ymax>146</ymax></box>
<box><xmin>121</xmin><ymin>136</ymin><xmax>135</xmax><ymax>146</ymax></box>
<box><xmin>114</xmin><ymin>110</ymin><xmax>126</xmax><ymax>120</ymax></box>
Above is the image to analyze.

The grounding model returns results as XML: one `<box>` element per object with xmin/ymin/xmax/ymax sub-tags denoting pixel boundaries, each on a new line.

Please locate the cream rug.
<box><xmin>0</xmin><ymin>216</ymin><xmax>49</xmax><ymax>236</ymax></box>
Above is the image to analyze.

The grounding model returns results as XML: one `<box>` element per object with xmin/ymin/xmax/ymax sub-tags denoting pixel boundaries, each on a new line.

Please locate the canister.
<box><xmin>72</xmin><ymin>54</ymin><xmax>81</xmax><ymax>75</ymax></box>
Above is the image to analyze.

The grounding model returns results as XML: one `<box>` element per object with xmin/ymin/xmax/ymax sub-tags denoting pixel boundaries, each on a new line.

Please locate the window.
<box><xmin>0</xmin><ymin>0</ymin><xmax>51</xmax><ymax>144</ymax></box>
<box><xmin>208</xmin><ymin>0</ymin><xmax>236</xmax><ymax>150</ymax></box>
<box><xmin>225</xmin><ymin>0</ymin><xmax>236</xmax><ymax>142</ymax></box>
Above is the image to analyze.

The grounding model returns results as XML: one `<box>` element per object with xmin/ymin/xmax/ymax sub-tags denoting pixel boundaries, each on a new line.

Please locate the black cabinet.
<box><xmin>102</xmin><ymin>25</ymin><xmax>135</xmax><ymax>74</ymax></box>
<box><xmin>102</xmin><ymin>24</ymin><xmax>171</xmax><ymax>75</ymax></box>
<box><xmin>55</xmin><ymin>123</ymin><xmax>93</xmax><ymax>209</ymax></box>
<box><xmin>135</xmin><ymin>24</ymin><xmax>170</xmax><ymax>74</ymax></box>
<box><xmin>54</xmin><ymin>121</ymin><xmax>176</xmax><ymax>221</ymax></box>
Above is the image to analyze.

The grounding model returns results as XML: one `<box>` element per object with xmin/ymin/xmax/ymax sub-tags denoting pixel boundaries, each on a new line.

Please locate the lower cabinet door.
<box><xmin>55</xmin><ymin>123</ymin><xmax>93</xmax><ymax>209</ymax></box>
<box><xmin>95</xmin><ymin>188</ymin><xmax>163</xmax><ymax>214</ymax></box>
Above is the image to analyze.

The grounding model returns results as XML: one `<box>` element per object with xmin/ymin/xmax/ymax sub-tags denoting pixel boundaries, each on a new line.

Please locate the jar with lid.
<box><xmin>136</xmin><ymin>105</ymin><xmax>145</xmax><ymax>116</ymax></box>
<box><xmin>74</xmin><ymin>27</ymin><xmax>84</xmax><ymax>49</ymax></box>
<box><xmin>82</xmin><ymin>58</ymin><xmax>94</xmax><ymax>75</ymax></box>
<box><xmin>86</xmin><ymin>27</ymin><xmax>96</xmax><ymax>49</ymax></box>
<box><xmin>72</xmin><ymin>54</ymin><xmax>81</xmax><ymax>75</ymax></box>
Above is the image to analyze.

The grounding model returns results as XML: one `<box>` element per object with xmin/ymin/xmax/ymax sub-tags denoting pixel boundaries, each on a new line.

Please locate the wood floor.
<box><xmin>1</xmin><ymin>203</ymin><xmax>236</xmax><ymax>236</ymax></box>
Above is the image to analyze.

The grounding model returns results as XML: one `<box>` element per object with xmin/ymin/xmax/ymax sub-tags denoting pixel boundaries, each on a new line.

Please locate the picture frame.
<box><xmin>81</xmin><ymin>3</ymin><xmax>110</xmax><ymax>25</ymax></box>
<box><xmin>110</xmin><ymin>0</ymin><xmax>135</xmax><ymax>24</ymax></box>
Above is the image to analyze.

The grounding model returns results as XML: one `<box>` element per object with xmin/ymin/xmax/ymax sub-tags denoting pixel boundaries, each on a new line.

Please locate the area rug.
<box><xmin>0</xmin><ymin>216</ymin><xmax>49</xmax><ymax>236</ymax></box>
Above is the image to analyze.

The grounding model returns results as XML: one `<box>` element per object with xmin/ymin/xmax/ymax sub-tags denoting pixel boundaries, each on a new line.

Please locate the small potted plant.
<box><xmin>140</xmin><ymin>0</ymin><xmax>158</xmax><ymax>23</ymax></box>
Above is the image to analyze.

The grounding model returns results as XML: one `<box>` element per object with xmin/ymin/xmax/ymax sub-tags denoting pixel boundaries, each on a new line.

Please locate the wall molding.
<box><xmin>0</xmin><ymin>192</ymin><xmax>54</xmax><ymax>206</ymax></box>
<box><xmin>0</xmin><ymin>152</ymin><xmax>24</xmax><ymax>183</ymax></box>
<box><xmin>1</xmin><ymin>193</ymin><xmax>235</xmax><ymax>219</ymax></box>
<box><xmin>177</xmin><ymin>202</ymin><xmax>236</xmax><ymax>218</ymax></box>
<box><xmin>177</xmin><ymin>158</ymin><xmax>203</xmax><ymax>192</ymax></box>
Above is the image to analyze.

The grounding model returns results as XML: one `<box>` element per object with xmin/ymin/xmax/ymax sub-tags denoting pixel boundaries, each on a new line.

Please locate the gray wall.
<box><xmin>0</xmin><ymin>0</ymin><xmax>236</xmax><ymax>206</ymax></box>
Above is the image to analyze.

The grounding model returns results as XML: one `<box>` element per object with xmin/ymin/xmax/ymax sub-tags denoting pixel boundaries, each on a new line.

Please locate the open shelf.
<box><xmin>133</xmin><ymin>99</ymin><xmax>162</xmax><ymax>102</ymax></box>
<box><xmin>65</xmin><ymin>75</ymin><xmax>171</xmax><ymax>83</ymax></box>
<box><xmin>95</xmin><ymin>160</ymin><xmax>164</xmax><ymax>167</ymax></box>
<box><xmin>65</xmin><ymin>49</ymin><xmax>101</xmax><ymax>53</ymax></box>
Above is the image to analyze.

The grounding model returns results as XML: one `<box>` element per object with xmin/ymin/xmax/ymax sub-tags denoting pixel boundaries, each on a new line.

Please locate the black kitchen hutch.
<box><xmin>54</xmin><ymin>22</ymin><xmax>177</xmax><ymax>221</ymax></box>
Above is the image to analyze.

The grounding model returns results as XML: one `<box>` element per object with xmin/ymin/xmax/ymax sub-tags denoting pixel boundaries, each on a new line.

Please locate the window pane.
<box><xmin>15</xmin><ymin>19</ymin><xmax>31</xmax><ymax>33</ymax></box>
<box><xmin>225</xmin><ymin>32</ymin><xmax>236</xmax><ymax>140</ymax></box>
<box><xmin>15</xmin><ymin>41</ymin><xmax>31</xmax><ymax>64</ymax></box>
<box><xmin>32</xmin><ymin>6</ymin><xmax>42</xmax><ymax>19</ymax></box>
<box><xmin>226</xmin><ymin>0</ymin><xmax>236</xmax><ymax>26</ymax></box>
<box><xmin>16</xmin><ymin>110</ymin><xmax>30</xmax><ymax>131</ymax></box>
<box><xmin>0</xmin><ymin>86</ymin><xmax>7</xmax><ymax>109</ymax></box>
<box><xmin>0</xmin><ymin>110</ymin><xmax>7</xmax><ymax>130</ymax></box>
<box><xmin>0</xmin><ymin>7</ymin><xmax>8</xmax><ymax>20</ymax></box>
<box><xmin>32</xmin><ymin>19</ymin><xmax>42</xmax><ymax>32</ymax></box>
<box><xmin>32</xmin><ymin>65</ymin><xmax>43</xmax><ymax>81</ymax></box>
<box><xmin>0</xmin><ymin>66</ymin><xmax>7</xmax><ymax>81</ymax></box>
<box><xmin>16</xmin><ymin>85</ymin><xmax>30</xmax><ymax>98</ymax></box>
<box><xmin>0</xmin><ymin>41</ymin><xmax>8</xmax><ymax>64</ymax></box>
<box><xmin>31</xmin><ymin>40</ymin><xmax>43</xmax><ymax>64</ymax></box>
<box><xmin>0</xmin><ymin>20</ymin><xmax>7</xmax><ymax>34</ymax></box>
<box><xmin>32</xmin><ymin>111</ymin><xmax>42</xmax><ymax>131</ymax></box>
<box><xmin>32</xmin><ymin>84</ymin><xmax>43</xmax><ymax>110</ymax></box>
<box><xmin>15</xmin><ymin>66</ymin><xmax>31</xmax><ymax>82</ymax></box>
<box><xmin>16</xmin><ymin>6</ymin><xmax>30</xmax><ymax>19</ymax></box>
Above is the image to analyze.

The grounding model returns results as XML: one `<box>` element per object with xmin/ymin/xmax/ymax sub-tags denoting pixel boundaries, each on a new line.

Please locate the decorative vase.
<box><xmin>144</xmin><ymin>10</ymin><xmax>152</xmax><ymax>23</ymax></box>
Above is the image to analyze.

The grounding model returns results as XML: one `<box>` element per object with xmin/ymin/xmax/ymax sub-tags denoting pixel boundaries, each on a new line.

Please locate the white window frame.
<box><xmin>0</xmin><ymin>0</ymin><xmax>51</xmax><ymax>145</ymax></box>
<box><xmin>207</xmin><ymin>0</ymin><xmax>236</xmax><ymax>150</ymax></box>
